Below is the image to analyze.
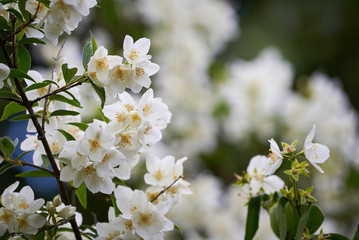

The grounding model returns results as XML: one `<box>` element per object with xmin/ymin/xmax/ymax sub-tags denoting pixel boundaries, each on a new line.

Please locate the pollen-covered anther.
<box><xmin>83</xmin><ymin>164</ymin><xmax>96</xmax><ymax>177</ymax></box>
<box><xmin>267</xmin><ymin>150</ymin><xmax>277</xmax><ymax>165</ymax></box>
<box><xmin>154</xmin><ymin>169</ymin><xmax>164</xmax><ymax>180</ymax></box>
<box><xmin>125</xmin><ymin>220</ymin><xmax>133</xmax><ymax>230</ymax></box>
<box><xmin>37</xmin><ymin>87</ymin><xmax>48</xmax><ymax>96</ymax></box>
<box><xmin>19</xmin><ymin>201</ymin><xmax>30</xmax><ymax>210</ymax></box>
<box><xmin>143</xmin><ymin>104</ymin><xmax>153</xmax><ymax>116</ymax></box>
<box><xmin>88</xmin><ymin>139</ymin><xmax>100</xmax><ymax>151</ymax></box>
<box><xmin>51</xmin><ymin>142</ymin><xmax>60</xmax><ymax>153</ymax></box>
<box><xmin>136</xmin><ymin>67</ymin><xmax>145</xmax><ymax>78</ymax></box>
<box><xmin>124</xmin><ymin>104</ymin><xmax>134</xmax><ymax>112</ymax></box>
<box><xmin>144</xmin><ymin>125</ymin><xmax>152</xmax><ymax>135</ymax></box>
<box><xmin>102</xmin><ymin>153</ymin><xmax>111</xmax><ymax>163</ymax></box>
<box><xmin>95</xmin><ymin>57</ymin><xmax>108</xmax><ymax>71</ymax></box>
<box><xmin>139</xmin><ymin>212</ymin><xmax>152</xmax><ymax>226</ymax></box>
<box><xmin>130</xmin><ymin>206</ymin><xmax>138</xmax><ymax>214</ymax></box>
<box><xmin>115</xmin><ymin>112</ymin><xmax>126</xmax><ymax>123</ymax></box>
<box><xmin>120</xmin><ymin>134</ymin><xmax>132</xmax><ymax>147</ymax></box>
<box><xmin>114</xmin><ymin>66</ymin><xmax>128</xmax><ymax>80</ymax></box>
<box><xmin>129</xmin><ymin>49</ymin><xmax>139</xmax><ymax>61</ymax></box>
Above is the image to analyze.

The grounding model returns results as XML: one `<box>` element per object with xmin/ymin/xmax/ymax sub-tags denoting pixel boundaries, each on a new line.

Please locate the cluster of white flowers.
<box><xmin>0</xmin><ymin>182</ymin><xmax>45</xmax><ymax>236</ymax></box>
<box><xmin>88</xmin><ymin>35</ymin><xmax>159</xmax><ymax>97</ymax></box>
<box><xmin>133</xmin><ymin>0</ymin><xmax>238</xmax><ymax>158</ymax></box>
<box><xmin>94</xmin><ymin>155</ymin><xmax>191</xmax><ymax>240</ymax></box>
<box><xmin>0</xmin><ymin>0</ymin><xmax>97</xmax><ymax>46</ymax></box>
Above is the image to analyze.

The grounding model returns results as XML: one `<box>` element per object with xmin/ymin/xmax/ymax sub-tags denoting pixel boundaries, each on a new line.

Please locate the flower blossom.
<box><xmin>304</xmin><ymin>124</ymin><xmax>330</xmax><ymax>173</ymax></box>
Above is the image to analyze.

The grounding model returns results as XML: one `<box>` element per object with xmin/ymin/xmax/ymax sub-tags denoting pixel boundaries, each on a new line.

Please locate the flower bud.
<box><xmin>46</xmin><ymin>201</ymin><xmax>56</xmax><ymax>214</ymax></box>
<box><xmin>53</xmin><ymin>194</ymin><xmax>62</xmax><ymax>207</ymax></box>
<box><xmin>58</xmin><ymin>205</ymin><xmax>76</xmax><ymax>218</ymax></box>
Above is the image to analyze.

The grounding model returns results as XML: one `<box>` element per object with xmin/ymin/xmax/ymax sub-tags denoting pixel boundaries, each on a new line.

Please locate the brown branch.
<box><xmin>37</xmin><ymin>216</ymin><xmax>75</xmax><ymax>232</ymax></box>
<box><xmin>5</xmin><ymin>158</ymin><xmax>54</xmax><ymax>175</ymax></box>
<box><xmin>151</xmin><ymin>175</ymin><xmax>183</xmax><ymax>203</ymax></box>
<box><xmin>29</xmin><ymin>77</ymin><xmax>89</xmax><ymax>105</ymax></box>
<box><xmin>0</xmin><ymin>96</ymin><xmax>22</xmax><ymax>103</ymax></box>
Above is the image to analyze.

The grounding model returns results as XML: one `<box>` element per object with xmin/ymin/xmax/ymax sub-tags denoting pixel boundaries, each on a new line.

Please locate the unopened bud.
<box><xmin>53</xmin><ymin>194</ymin><xmax>62</xmax><ymax>207</ymax></box>
<box><xmin>58</xmin><ymin>205</ymin><xmax>76</xmax><ymax>218</ymax></box>
<box><xmin>46</xmin><ymin>202</ymin><xmax>56</xmax><ymax>214</ymax></box>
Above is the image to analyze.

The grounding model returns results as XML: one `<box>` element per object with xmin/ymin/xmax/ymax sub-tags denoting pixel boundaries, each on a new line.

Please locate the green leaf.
<box><xmin>0</xmin><ymin>16</ymin><xmax>11</xmax><ymax>30</ymax></box>
<box><xmin>90</xmin><ymin>80</ymin><xmax>106</xmax><ymax>109</ymax></box>
<box><xmin>91</xmin><ymin>33</ymin><xmax>97</xmax><ymax>54</ymax></box>
<box><xmin>75</xmin><ymin>183</ymin><xmax>87</xmax><ymax>209</ymax></box>
<box><xmin>0</xmin><ymin>91</ymin><xmax>20</xmax><ymax>99</ymax></box>
<box><xmin>16</xmin><ymin>150</ymin><xmax>32</xmax><ymax>161</ymax></box>
<box><xmin>62</xmin><ymin>63</ymin><xmax>78</xmax><ymax>84</ymax></box>
<box><xmin>112</xmin><ymin>177</ymin><xmax>127</xmax><ymax>186</ymax></box>
<box><xmin>82</xmin><ymin>42</ymin><xmax>93</xmax><ymax>70</ymax></box>
<box><xmin>269</xmin><ymin>197</ymin><xmax>288</xmax><ymax>240</ymax></box>
<box><xmin>50</xmin><ymin>110</ymin><xmax>80</xmax><ymax>117</ymax></box>
<box><xmin>0</xmin><ymin>163</ymin><xmax>17</xmax><ymax>175</ymax></box>
<box><xmin>41</xmin><ymin>155</ymin><xmax>50</xmax><ymax>169</ymax></box>
<box><xmin>24</xmin><ymin>81</ymin><xmax>51</xmax><ymax>92</ymax></box>
<box><xmin>0</xmin><ymin>0</ymin><xmax>17</xmax><ymax>4</ymax></box>
<box><xmin>10</xmin><ymin>113</ymin><xmax>32</xmax><ymax>121</ymax></box>
<box><xmin>18</xmin><ymin>0</ymin><xmax>31</xmax><ymax>21</ymax></box>
<box><xmin>35</xmin><ymin>231</ymin><xmax>45</xmax><ymax>240</ymax></box>
<box><xmin>17</xmin><ymin>44</ymin><xmax>31</xmax><ymax>73</ymax></box>
<box><xmin>110</xmin><ymin>194</ymin><xmax>121</xmax><ymax>217</ymax></box>
<box><xmin>6</xmin><ymin>8</ymin><xmax>23</xmax><ymax>21</ymax></box>
<box><xmin>67</xmin><ymin>122</ymin><xmax>88</xmax><ymax>131</ymax></box>
<box><xmin>245</xmin><ymin>196</ymin><xmax>261</xmax><ymax>240</ymax></box>
<box><xmin>19</xmin><ymin>37</ymin><xmax>46</xmax><ymax>45</ymax></box>
<box><xmin>0</xmin><ymin>137</ymin><xmax>16</xmax><ymax>158</ymax></box>
<box><xmin>97</xmin><ymin>107</ymin><xmax>110</xmax><ymax>123</ymax></box>
<box><xmin>57</xmin><ymin>129</ymin><xmax>75</xmax><ymax>141</ymax></box>
<box><xmin>9</xmin><ymin>68</ymin><xmax>35</xmax><ymax>81</ymax></box>
<box><xmin>306</xmin><ymin>205</ymin><xmax>324</xmax><ymax>234</ymax></box>
<box><xmin>49</xmin><ymin>94</ymin><xmax>82</xmax><ymax>108</ymax></box>
<box><xmin>329</xmin><ymin>234</ymin><xmax>350</xmax><ymax>240</ymax></box>
<box><xmin>284</xmin><ymin>201</ymin><xmax>300</xmax><ymax>239</ymax></box>
<box><xmin>37</xmin><ymin>0</ymin><xmax>50</xmax><ymax>7</ymax></box>
<box><xmin>0</xmin><ymin>101</ymin><xmax>26</xmax><ymax>121</ymax></box>
<box><xmin>295</xmin><ymin>204</ymin><xmax>312</xmax><ymax>240</ymax></box>
<box><xmin>16</xmin><ymin>169</ymin><xmax>53</xmax><ymax>177</ymax></box>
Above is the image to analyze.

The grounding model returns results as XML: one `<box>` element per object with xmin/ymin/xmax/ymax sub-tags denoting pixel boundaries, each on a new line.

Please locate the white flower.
<box><xmin>123</xmin><ymin>35</ymin><xmax>152</xmax><ymax>64</ymax></box>
<box><xmin>267</xmin><ymin>138</ymin><xmax>283</xmax><ymax>175</ymax></box>
<box><xmin>304</xmin><ymin>124</ymin><xmax>330</xmax><ymax>173</ymax></box>
<box><xmin>0</xmin><ymin>63</ymin><xmax>10</xmax><ymax>89</ymax></box>
<box><xmin>58</xmin><ymin>205</ymin><xmax>76</xmax><ymax>218</ymax></box>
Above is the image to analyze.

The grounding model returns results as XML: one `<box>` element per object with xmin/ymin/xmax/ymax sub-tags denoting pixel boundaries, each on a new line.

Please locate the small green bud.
<box><xmin>53</xmin><ymin>194</ymin><xmax>62</xmax><ymax>207</ymax></box>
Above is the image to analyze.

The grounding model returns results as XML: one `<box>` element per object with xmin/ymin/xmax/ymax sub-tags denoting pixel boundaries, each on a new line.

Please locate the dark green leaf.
<box><xmin>0</xmin><ymin>163</ymin><xmax>17</xmax><ymax>175</ymax></box>
<box><xmin>16</xmin><ymin>169</ymin><xmax>53</xmax><ymax>177</ymax></box>
<box><xmin>112</xmin><ymin>177</ymin><xmax>127</xmax><ymax>186</ymax></box>
<box><xmin>306</xmin><ymin>205</ymin><xmax>324</xmax><ymax>234</ymax></box>
<box><xmin>37</xmin><ymin>0</ymin><xmax>50</xmax><ymax>7</ymax></box>
<box><xmin>277</xmin><ymin>197</ymin><xmax>287</xmax><ymax>240</ymax></box>
<box><xmin>18</xmin><ymin>0</ymin><xmax>31</xmax><ymax>21</ymax></box>
<box><xmin>17</xmin><ymin>44</ymin><xmax>31</xmax><ymax>73</ymax></box>
<box><xmin>91</xmin><ymin>32</ymin><xmax>97</xmax><ymax>54</ymax></box>
<box><xmin>19</xmin><ymin>37</ymin><xmax>46</xmax><ymax>45</ymax></box>
<box><xmin>35</xmin><ymin>231</ymin><xmax>45</xmax><ymax>240</ymax></box>
<box><xmin>0</xmin><ymin>101</ymin><xmax>26</xmax><ymax>121</ymax></box>
<box><xmin>50</xmin><ymin>110</ymin><xmax>80</xmax><ymax>117</ymax></box>
<box><xmin>82</xmin><ymin>42</ymin><xmax>93</xmax><ymax>71</ymax></box>
<box><xmin>245</xmin><ymin>196</ymin><xmax>261</xmax><ymax>240</ymax></box>
<box><xmin>67</xmin><ymin>122</ymin><xmax>88</xmax><ymax>131</ymax></box>
<box><xmin>10</xmin><ymin>113</ymin><xmax>32</xmax><ymax>121</ymax></box>
<box><xmin>110</xmin><ymin>194</ymin><xmax>121</xmax><ymax>217</ymax></box>
<box><xmin>6</xmin><ymin>8</ymin><xmax>23</xmax><ymax>21</ymax></box>
<box><xmin>75</xmin><ymin>183</ymin><xmax>87</xmax><ymax>209</ymax></box>
<box><xmin>62</xmin><ymin>63</ymin><xmax>78</xmax><ymax>84</ymax></box>
<box><xmin>329</xmin><ymin>234</ymin><xmax>350</xmax><ymax>240</ymax></box>
<box><xmin>0</xmin><ymin>91</ymin><xmax>20</xmax><ymax>99</ymax></box>
<box><xmin>0</xmin><ymin>137</ymin><xmax>16</xmax><ymax>158</ymax></box>
<box><xmin>41</xmin><ymin>155</ymin><xmax>50</xmax><ymax>169</ymax></box>
<box><xmin>0</xmin><ymin>16</ymin><xmax>12</xmax><ymax>30</ymax></box>
<box><xmin>284</xmin><ymin>202</ymin><xmax>300</xmax><ymax>239</ymax></box>
<box><xmin>9</xmin><ymin>68</ymin><xmax>35</xmax><ymax>81</ymax></box>
<box><xmin>90</xmin><ymin>80</ymin><xmax>106</xmax><ymax>109</ymax></box>
<box><xmin>295</xmin><ymin>204</ymin><xmax>312</xmax><ymax>240</ymax></box>
<box><xmin>49</xmin><ymin>94</ymin><xmax>82</xmax><ymax>108</ymax></box>
<box><xmin>0</xmin><ymin>0</ymin><xmax>17</xmax><ymax>3</ymax></box>
<box><xmin>24</xmin><ymin>81</ymin><xmax>51</xmax><ymax>92</ymax></box>
<box><xmin>57</xmin><ymin>129</ymin><xmax>75</xmax><ymax>141</ymax></box>
<box><xmin>16</xmin><ymin>150</ymin><xmax>32</xmax><ymax>161</ymax></box>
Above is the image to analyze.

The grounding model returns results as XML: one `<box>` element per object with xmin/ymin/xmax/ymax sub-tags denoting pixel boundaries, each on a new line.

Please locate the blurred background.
<box><xmin>1</xmin><ymin>0</ymin><xmax>359</xmax><ymax>239</ymax></box>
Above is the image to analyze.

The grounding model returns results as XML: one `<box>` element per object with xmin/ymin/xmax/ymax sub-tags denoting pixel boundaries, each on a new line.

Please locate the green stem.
<box><xmin>291</xmin><ymin>176</ymin><xmax>302</xmax><ymax>217</ymax></box>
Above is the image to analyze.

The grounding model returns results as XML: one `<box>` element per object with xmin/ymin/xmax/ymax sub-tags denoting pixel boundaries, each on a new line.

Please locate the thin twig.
<box><xmin>5</xmin><ymin>158</ymin><xmax>54</xmax><ymax>175</ymax></box>
<box><xmin>0</xmin><ymin>96</ymin><xmax>22</xmax><ymax>103</ymax></box>
<box><xmin>30</xmin><ymin>77</ymin><xmax>89</xmax><ymax>105</ymax></box>
<box><xmin>151</xmin><ymin>175</ymin><xmax>183</xmax><ymax>203</ymax></box>
<box><xmin>41</xmin><ymin>38</ymin><xmax>68</xmax><ymax>130</ymax></box>
<box><xmin>37</xmin><ymin>216</ymin><xmax>75</xmax><ymax>232</ymax></box>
